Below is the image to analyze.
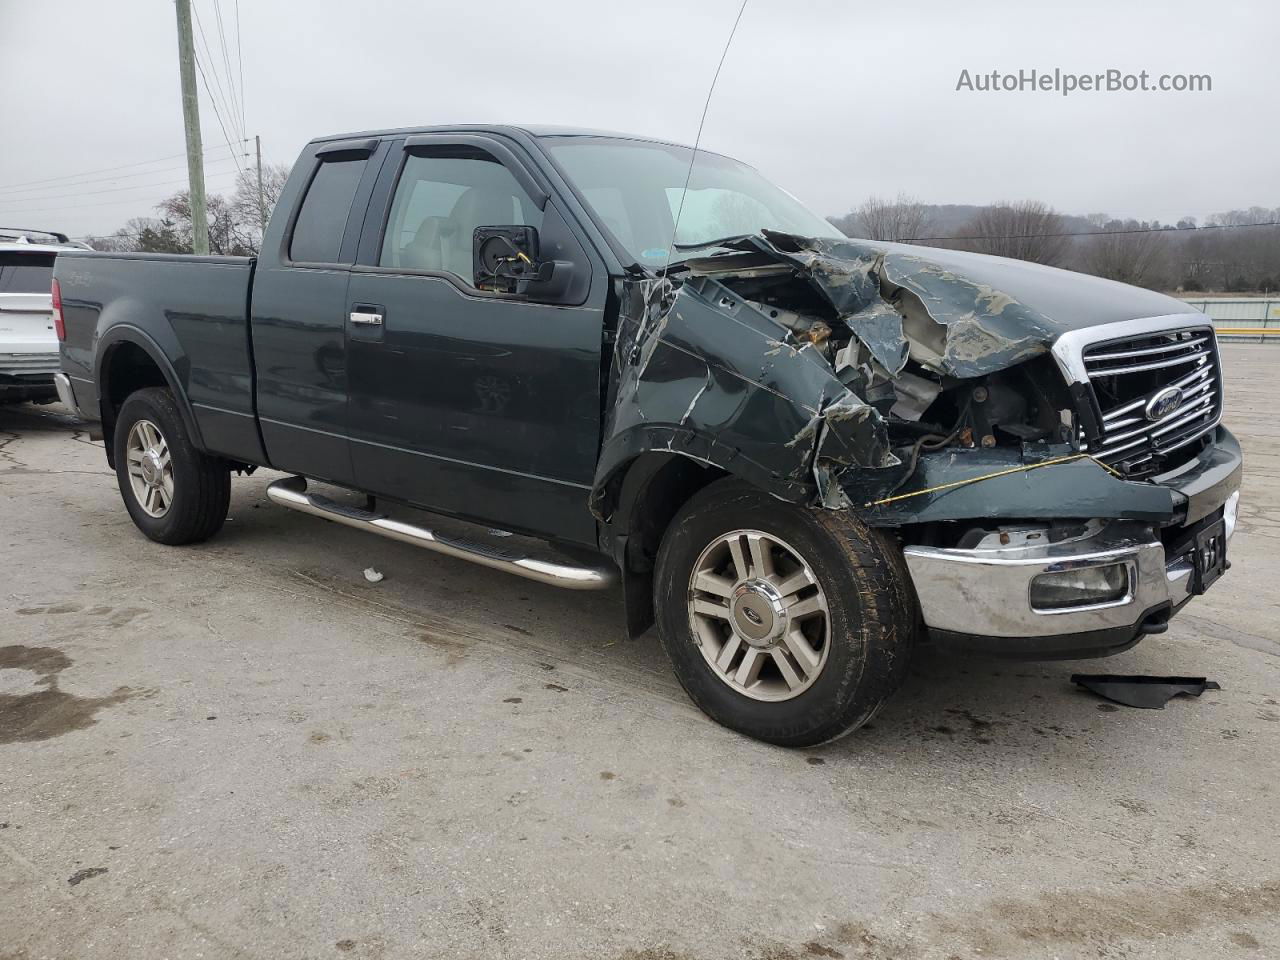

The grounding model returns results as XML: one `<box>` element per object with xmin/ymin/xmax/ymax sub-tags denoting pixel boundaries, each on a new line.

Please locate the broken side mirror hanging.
<box><xmin>473</xmin><ymin>225</ymin><xmax>562</xmax><ymax>296</ymax></box>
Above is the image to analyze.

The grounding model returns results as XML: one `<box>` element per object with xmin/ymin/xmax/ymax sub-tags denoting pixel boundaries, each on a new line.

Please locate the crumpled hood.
<box><xmin>877</xmin><ymin>240</ymin><xmax>1200</xmax><ymax>337</ymax></box>
<box><xmin>713</xmin><ymin>232</ymin><xmax>1201</xmax><ymax>378</ymax></box>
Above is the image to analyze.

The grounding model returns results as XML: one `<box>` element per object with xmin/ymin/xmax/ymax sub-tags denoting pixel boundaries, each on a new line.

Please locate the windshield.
<box><xmin>542</xmin><ymin>137</ymin><xmax>844</xmax><ymax>268</ymax></box>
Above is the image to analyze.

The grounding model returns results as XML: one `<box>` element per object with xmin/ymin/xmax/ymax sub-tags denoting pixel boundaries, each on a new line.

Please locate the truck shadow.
<box><xmin>211</xmin><ymin>477</ymin><xmax>1184</xmax><ymax>760</ymax></box>
<box><xmin>15</xmin><ymin>415</ymin><xmax>1198</xmax><ymax>761</ymax></box>
<box><xmin>0</xmin><ymin>400</ymin><xmax>84</xmax><ymax>433</ymax></box>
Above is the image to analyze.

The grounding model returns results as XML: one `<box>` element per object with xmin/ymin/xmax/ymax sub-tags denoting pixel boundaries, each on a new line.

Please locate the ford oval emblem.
<box><xmin>1144</xmin><ymin>386</ymin><xmax>1184</xmax><ymax>421</ymax></box>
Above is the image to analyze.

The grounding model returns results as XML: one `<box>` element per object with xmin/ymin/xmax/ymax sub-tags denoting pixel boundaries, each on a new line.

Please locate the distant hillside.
<box><xmin>824</xmin><ymin>199</ymin><xmax>1280</xmax><ymax>294</ymax></box>
<box><xmin>830</xmin><ymin>203</ymin><xmax>1096</xmax><ymax>241</ymax></box>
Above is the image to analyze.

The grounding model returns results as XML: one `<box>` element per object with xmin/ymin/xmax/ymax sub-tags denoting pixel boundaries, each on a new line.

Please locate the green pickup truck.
<box><xmin>54</xmin><ymin>125</ymin><xmax>1242</xmax><ymax>746</ymax></box>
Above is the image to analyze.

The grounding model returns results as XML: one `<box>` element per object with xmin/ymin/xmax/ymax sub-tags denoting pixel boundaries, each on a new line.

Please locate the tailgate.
<box><xmin>0</xmin><ymin>250</ymin><xmax>58</xmax><ymax>373</ymax></box>
<box><xmin>0</xmin><ymin>292</ymin><xmax>56</xmax><ymax>347</ymax></box>
<box><xmin>0</xmin><ymin>293</ymin><xmax>58</xmax><ymax>375</ymax></box>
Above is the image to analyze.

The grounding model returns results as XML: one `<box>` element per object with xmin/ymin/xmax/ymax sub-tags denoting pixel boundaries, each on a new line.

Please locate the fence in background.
<box><xmin>1180</xmin><ymin>296</ymin><xmax>1280</xmax><ymax>342</ymax></box>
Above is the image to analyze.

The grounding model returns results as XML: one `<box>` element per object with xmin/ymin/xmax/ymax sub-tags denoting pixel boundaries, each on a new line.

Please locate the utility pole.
<box><xmin>174</xmin><ymin>0</ymin><xmax>209</xmax><ymax>254</ymax></box>
<box><xmin>255</xmin><ymin>135</ymin><xmax>266</xmax><ymax>233</ymax></box>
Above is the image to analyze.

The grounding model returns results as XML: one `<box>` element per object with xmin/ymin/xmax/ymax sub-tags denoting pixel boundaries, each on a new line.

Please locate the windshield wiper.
<box><xmin>671</xmin><ymin>232</ymin><xmax>756</xmax><ymax>251</ymax></box>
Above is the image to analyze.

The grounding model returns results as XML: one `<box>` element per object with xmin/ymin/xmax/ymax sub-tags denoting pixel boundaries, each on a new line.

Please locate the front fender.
<box><xmin>590</xmin><ymin>275</ymin><xmax>897</xmax><ymax>520</ymax></box>
<box><xmin>591</xmin><ymin>422</ymin><xmax>810</xmax><ymax>519</ymax></box>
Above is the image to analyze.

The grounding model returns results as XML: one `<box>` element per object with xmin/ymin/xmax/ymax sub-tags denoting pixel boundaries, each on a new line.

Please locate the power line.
<box><xmin>190</xmin><ymin>38</ymin><xmax>247</xmax><ymax>178</ymax></box>
<box><xmin>0</xmin><ymin>156</ymin><xmax>243</xmax><ymax>203</ymax></box>
<box><xmin>0</xmin><ymin>173</ymin><xmax>241</xmax><ymax>215</ymax></box>
<box><xmin>897</xmin><ymin>220</ymin><xmax>1280</xmax><ymax>243</ymax></box>
<box><xmin>211</xmin><ymin>0</ymin><xmax>243</xmax><ymax>142</ymax></box>
<box><xmin>190</xmin><ymin>0</ymin><xmax>248</xmax><ymax>181</ymax></box>
<box><xmin>191</xmin><ymin>0</ymin><xmax>242</xmax><ymax>147</ymax></box>
<box><xmin>234</xmin><ymin>0</ymin><xmax>247</xmax><ymax>147</ymax></box>
<box><xmin>0</xmin><ymin>143</ymin><xmax>243</xmax><ymax>193</ymax></box>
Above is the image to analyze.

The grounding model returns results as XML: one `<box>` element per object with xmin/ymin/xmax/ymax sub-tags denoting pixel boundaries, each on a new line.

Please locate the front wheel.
<box><xmin>113</xmin><ymin>387</ymin><xmax>230</xmax><ymax>545</ymax></box>
<box><xmin>654</xmin><ymin>479</ymin><xmax>916</xmax><ymax>747</ymax></box>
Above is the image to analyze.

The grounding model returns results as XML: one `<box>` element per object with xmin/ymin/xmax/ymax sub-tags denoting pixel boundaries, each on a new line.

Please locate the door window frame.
<box><xmin>352</xmin><ymin>134</ymin><xmax>568</xmax><ymax>302</ymax></box>
<box><xmin>279</xmin><ymin>138</ymin><xmax>387</xmax><ymax>270</ymax></box>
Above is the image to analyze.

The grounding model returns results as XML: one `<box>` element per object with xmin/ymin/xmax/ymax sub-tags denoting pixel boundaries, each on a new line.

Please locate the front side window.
<box><xmin>0</xmin><ymin>253</ymin><xmax>56</xmax><ymax>294</ymax></box>
<box><xmin>289</xmin><ymin>157</ymin><xmax>367</xmax><ymax>263</ymax></box>
<box><xmin>379</xmin><ymin>148</ymin><xmax>543</xmax><ymax>282</ymax></box>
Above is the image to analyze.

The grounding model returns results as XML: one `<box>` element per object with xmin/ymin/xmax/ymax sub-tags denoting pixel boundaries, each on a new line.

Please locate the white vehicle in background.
<box><xmin>0</xmin><ymin>228</ymin><xmax>89</xmax><ymax>405</ymax></box>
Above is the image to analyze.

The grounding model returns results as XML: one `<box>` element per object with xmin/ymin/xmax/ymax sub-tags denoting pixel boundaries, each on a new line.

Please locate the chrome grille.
<box><xmin>1080</xmin><ymin>326</ymin><xmax>1222</xmax><ymax>477</ymax></box>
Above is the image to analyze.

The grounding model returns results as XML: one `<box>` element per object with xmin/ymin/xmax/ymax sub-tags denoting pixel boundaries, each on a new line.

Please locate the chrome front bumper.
<box><xmin>901</xmin><ymin>513</ymin><xmax>1233</xmax><ymax>655</ymax></box>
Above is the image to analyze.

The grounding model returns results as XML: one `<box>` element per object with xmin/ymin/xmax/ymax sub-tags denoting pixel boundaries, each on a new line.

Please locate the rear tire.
<box><xmin>113</xmin><ymin>387</ymin><xmax>230</xmax><ymax>545</ymax></box>
<box><xmin>654</xmin><ymin>479</ymin><xmax>916</xmax><ymax>747</ymax></box>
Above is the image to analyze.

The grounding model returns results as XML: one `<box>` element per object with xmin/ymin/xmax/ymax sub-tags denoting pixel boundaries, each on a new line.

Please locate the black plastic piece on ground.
<box><xmin>1070</xmin><ymin>674</ymin><xmax>1221</xmax><ymax>709</ymax></box>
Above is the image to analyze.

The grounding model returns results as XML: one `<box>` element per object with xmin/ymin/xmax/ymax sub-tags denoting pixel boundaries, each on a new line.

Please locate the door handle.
<box><xmin>349</xmin><ymin>311</ymin><xmax>384</xmax><ymax>326</ymax></box>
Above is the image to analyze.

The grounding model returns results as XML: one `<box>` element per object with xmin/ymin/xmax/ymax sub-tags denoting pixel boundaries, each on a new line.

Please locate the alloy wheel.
<box><xmin>125</xmin><ymin>418</ymin><xmax>174</xmax><ymax>518</ymax></box>
<box><xmin>687</xmin><ymin>529</ymin><xmax>831</xmax><ymax>701</ymax></box>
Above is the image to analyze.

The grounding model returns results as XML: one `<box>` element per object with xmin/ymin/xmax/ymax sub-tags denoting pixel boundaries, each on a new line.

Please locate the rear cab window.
<box><xmin>289</xmin><ymin>158</ymin><xmax>368</xmax><ymax>263</ymax></box>
<box><xmin>0</xmin><ymin>253</ymin><xmax>56</xmax><ymax>294</ymax></box>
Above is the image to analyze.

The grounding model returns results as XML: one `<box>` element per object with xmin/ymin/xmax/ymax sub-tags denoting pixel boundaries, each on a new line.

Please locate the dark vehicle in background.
<box><xmin>54</xmin><ymin>126</ymin><xmax>1242</xmax><ymax>746</ymax></box>
<box><xmin>1</xmin><ymin>228</ymin><xmax>87</xmax><ymax>403</ymax></box>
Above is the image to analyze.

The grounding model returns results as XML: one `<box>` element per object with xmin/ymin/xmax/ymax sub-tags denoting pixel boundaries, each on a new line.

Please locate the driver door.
<box><xmin>345</xmin><ymin>135</ymin><xmax>606</xmax><ymax>545</ymax></box>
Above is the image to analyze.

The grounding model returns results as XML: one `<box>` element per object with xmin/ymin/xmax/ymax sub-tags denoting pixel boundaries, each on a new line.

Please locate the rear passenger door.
<box><xmin>250</xmin><ymin>139</ymin><xmax>387</xmax><ymax>486</ymax></box>
<box><xmin>344</xmin><ymin>134</ymin><xmax>608</xmax><ymax>545</ymax></box>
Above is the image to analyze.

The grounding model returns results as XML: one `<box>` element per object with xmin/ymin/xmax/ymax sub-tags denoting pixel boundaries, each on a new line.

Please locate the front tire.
<box><xmin>654</xmin><ymin>479</ymin><xmax>916</xmax><ymax>747</ymax></box>
<box><xmin>113</xmin><ymin>387</ymin><xmax>230</xmax><ymax>545</ymax></box>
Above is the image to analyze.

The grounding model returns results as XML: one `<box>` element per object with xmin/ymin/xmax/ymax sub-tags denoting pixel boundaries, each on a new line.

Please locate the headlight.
<box><xmin>1030</xmin><ymin>562</ymin><xmax>1130</xmax><ymax>612</ymax></box>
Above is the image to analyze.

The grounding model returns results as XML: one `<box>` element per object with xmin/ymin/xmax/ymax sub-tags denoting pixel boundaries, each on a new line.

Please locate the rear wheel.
<box><xmin>654</xmin><ymin>479</ymin><xmax>916</xmax><ymax>747</ymax></box>
<box><xmin>113</xmin><ymin>387</ymin><xmax>230</xmax><ymax>545</ymax></box>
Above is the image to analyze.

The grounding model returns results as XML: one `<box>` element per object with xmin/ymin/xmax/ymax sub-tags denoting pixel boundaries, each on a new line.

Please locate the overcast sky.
<box><xmin>1</xmin><ymin>0</ymin><xmax>1275</xmax><ymax>238</ymax></box>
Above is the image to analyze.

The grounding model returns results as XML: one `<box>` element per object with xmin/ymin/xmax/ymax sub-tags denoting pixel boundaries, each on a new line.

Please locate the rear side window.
<box><xmin>0</xmin><ymin>253</ymin><xmax>56</xmax><ymax>293</ymax></box>
<box><xmin>289</xmin><ymin>158</ymin><xmax>367</xmax><ymax>263</ymax></box>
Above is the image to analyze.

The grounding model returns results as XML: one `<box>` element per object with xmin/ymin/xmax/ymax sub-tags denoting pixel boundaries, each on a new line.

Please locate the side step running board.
<box><xmin>266</xmin><ymin>475</ymin><xmax>617</xmax><ymax>590</ymax></box>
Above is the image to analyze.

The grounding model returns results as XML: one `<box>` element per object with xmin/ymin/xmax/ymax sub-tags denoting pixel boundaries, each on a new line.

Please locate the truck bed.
<box><xmin>55</xmin><ymin>251</ymin><xmax>264</xmax><ymax>464</ymax></box>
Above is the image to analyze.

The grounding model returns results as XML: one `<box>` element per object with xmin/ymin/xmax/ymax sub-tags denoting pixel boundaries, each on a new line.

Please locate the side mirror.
<box><xmin>473</xmin><ymin>225</ymin><xmax>574</xmax><ymax>300</ymax></box>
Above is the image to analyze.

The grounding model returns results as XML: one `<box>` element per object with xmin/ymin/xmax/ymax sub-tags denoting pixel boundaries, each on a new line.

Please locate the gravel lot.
<box><xmin>2</xmin><ymin>343</ymin><xmax>1277</xmax><ymax>960</ymax></box>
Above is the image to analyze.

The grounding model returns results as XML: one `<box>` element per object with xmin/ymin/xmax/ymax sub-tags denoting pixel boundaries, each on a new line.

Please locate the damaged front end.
<box><xmin>591</xmin><ymin>229</ymin><xmax>1105</xmax><ymax>523</ymax></box>
<box><xmin>590</xmin><ymin>229</ymin><xmax>1241</xmax><ymax>656</ymax></box>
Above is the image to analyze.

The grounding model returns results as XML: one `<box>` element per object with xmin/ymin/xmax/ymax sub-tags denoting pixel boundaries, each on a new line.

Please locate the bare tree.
<box><xmin>89</xmin><ymin>163</ymin><xmax>295</xmax><ymax>256</ymax></box>
<box><xmin>1080</xmin><ymin>219</ymin><xmax>1168</xmax><ymax>286</ymax></box>
<box><xmin>1207</xmin><ymin>206</ymin><xmax>1279</xmax><ymax>227</ymax></box>
<box><xmin>231</xmin><ymin>162</ymin><xmax>291</xmax><ymax>248</ymax></box>
<box><xmin>156</xmin><ymin>191</ymin><xmax>255</xmax><ymax>255</ymax></box>
<box><xmin>840</xmin><ymin>193</ymin><xmax>935</xmax><ymax>242</ymax></box>
<box><xmin>951</xmin><ymin>200</ymin><xmax>1070</xmax><ymax>265</ymax></box>
<box><xmin>86</xmin><ymin>216</ymin><xmax>186</xmax><ymax>253</ymax></box>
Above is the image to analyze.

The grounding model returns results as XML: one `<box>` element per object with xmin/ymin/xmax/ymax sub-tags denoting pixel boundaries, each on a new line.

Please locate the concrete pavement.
<box><xmin>1</xmin><ymin>344</ymin><xmax>1276</xmax><ymax>959</ymax></box>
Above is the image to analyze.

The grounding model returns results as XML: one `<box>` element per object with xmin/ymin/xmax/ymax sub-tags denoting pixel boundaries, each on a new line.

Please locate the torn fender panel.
<box><xmin>848</xmin><ymin>447</ymin><xmax>1176</xmax><ymax>526</ymax></box>
<box><xmin>589</xmin><ymin>274</ymin><xmax>896</xmax><ymax>520</ymax></box>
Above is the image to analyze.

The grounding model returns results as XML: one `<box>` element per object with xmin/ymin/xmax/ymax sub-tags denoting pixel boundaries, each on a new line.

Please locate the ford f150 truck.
<box><xmin>54</xmin><ymin>125</ymin><xmax>1242</xmax><ymax>746</ymax></box>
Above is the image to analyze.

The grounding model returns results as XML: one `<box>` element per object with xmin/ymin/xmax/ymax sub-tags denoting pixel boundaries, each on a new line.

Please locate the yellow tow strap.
<box><xmin>867</xmin><ymin>453</ymin><xmax>1124</xmax><ymax>508</ymax></box>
